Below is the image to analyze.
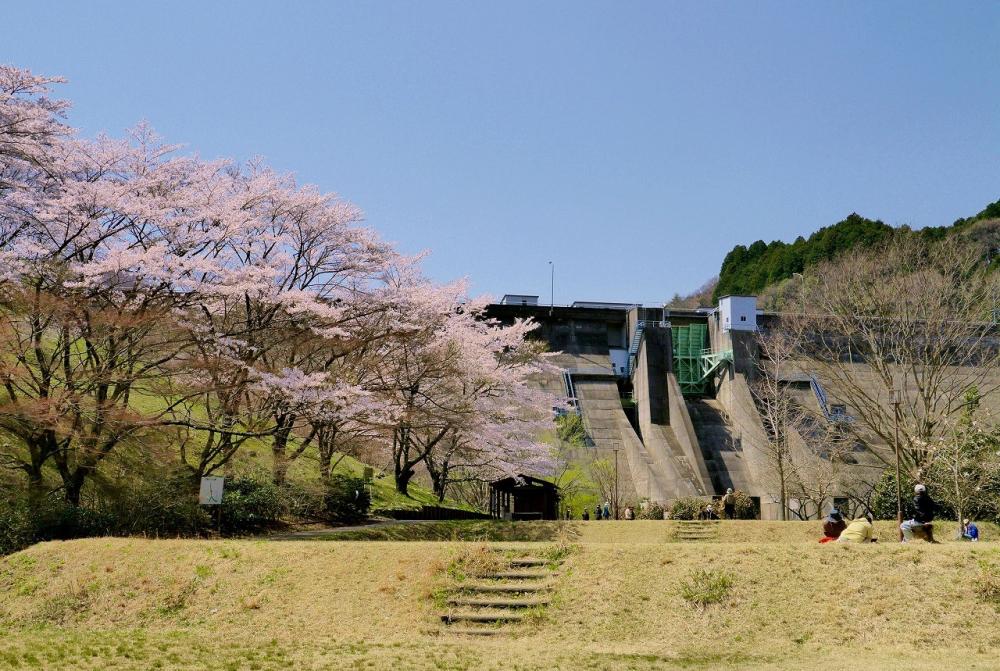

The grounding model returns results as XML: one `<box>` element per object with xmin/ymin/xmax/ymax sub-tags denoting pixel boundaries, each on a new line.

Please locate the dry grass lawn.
<box><xmin>2</xmin><ymin>522</ymin><xmax>999</xmax><ymax>670</ymax></box>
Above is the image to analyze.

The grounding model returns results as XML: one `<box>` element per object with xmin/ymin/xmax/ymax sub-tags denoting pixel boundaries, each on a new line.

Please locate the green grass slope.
<box><xmin>3</xmin><ymin>523</ymin><xmax>1000</xmax><ymax>670</ymax></box>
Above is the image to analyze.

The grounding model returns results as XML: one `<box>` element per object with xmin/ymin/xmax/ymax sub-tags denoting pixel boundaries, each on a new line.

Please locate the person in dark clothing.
<box><xmin>582</xmin><ymin>510</ymin><xmax>590</xmax><ymax>521</ymax></box>
<box><xmin>901</xmin><ymin>484</ymin><xmax>938</xmax><ymax>543</ymax></box>
<box><xmin>820</xmin><ymin>508</ymin><xmax>847</xmax><ymax>543</ymax></box>
<box><xmin>722</xmin><ymin>488</ymin><xmax>736</xmax><ymax>519</ymax></box>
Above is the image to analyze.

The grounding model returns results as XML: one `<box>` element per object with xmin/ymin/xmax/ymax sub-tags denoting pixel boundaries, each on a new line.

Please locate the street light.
<box><xmin>548</xmin><ymin>261</ymin><xmax>554</xmax><ymax>316</ymax></box>
<box><xmin>612</xmin><ymin>445</ymin><xmax>620</xmax><ymax>520</ymax></box>
<box><xmin>891</xmin><ymin>386</ymin><xmax>903</xmax><ymax>541</ymax></box>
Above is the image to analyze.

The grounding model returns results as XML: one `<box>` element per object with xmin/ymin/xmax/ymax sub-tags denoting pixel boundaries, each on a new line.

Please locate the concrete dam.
<box><xmin>486</xmin><ymin>295</ymin><xmax>883</xmax><ymax>520</ymax></box>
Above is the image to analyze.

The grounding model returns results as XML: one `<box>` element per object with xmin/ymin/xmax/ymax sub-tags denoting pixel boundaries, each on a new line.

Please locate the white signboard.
<box><xmin>199</xmin><ymin>476</ymin><xmax>225</xmax><ymax>505</ymax></box>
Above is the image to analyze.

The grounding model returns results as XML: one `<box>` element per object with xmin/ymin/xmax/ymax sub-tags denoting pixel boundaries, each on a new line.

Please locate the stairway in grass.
<box><xmin>439</xmin><ymin>552</ymin><xmax>563</xmax><ymax>636</ymax></box>
<box><xmin>673</xmin><ymin>519</ymin><xmax>722</xmax><ymax>541</ymax></box>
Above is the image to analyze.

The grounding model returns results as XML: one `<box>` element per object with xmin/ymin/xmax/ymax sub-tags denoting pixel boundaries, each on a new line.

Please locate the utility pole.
<box><xmin>548</xmin><ymin>260</ymin><xmax>554</xmax><ymax>316</ymax></box>
<box><xmin>612</xmin><ymin>445</ymin><xmax>620</xmax><ymax>520</ymax></box>
<box><xmin>892</xmin><ymin>387</ymin><xmax>903</xmax><ymax>541</ymax></box>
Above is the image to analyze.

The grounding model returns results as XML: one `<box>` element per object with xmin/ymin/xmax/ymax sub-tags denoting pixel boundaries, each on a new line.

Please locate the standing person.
<box><xmin>582</xmin><ymin>509</ymin><xmax>590</xmax><ymax>521</ymax></box>
<box><xmin>820</xmin><ymin>508</ymin><xmax>847</xmax><ymax>543</ymax></box>
<box><xmin>722</xmin><ymin>488</ymin><xmax>736</xmax><ymax>520</ymax></box>
<box><xmin>595</xmin><ymin>504</ymin><xmax>603</xmax><ymax>521</ymax></box>
<box><xmin>602</xmin><ymin>501</ymin><xmax>611</xmax><ymax>520</ymax></box>
<box><xmin>901</xmin><ymin>484</ymin><xmax>938</xmax><ymax>543</ymax></box>
<box><xmin>962</xmin><ymin>519</ymin><xmax>980</xmax><ymax>542</ymax></box>
<box><xmin>837</xmin><ymin>513</ymin><xmax>876</xmax><ymax>544</ymax></box>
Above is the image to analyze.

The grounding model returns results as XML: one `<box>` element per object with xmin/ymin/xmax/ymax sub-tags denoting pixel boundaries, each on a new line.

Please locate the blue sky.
<box><xmin>4</xmin><ymin>2</ymin><xmax>999</xmax><ymax>304</ymax></box>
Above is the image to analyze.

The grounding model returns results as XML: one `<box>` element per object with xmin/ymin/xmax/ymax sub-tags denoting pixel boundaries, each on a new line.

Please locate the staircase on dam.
<box><xmin>686</xmin><ymin>398</ymin><xmax>749</xmax><ymax>494</ymax></box>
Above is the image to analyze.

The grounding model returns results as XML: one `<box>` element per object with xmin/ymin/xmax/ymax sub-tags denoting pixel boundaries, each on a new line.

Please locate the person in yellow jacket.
<box><xmin>836</xmin><ymin>513</ymin><xmax>876</xmax><ymax>543</ymax></box>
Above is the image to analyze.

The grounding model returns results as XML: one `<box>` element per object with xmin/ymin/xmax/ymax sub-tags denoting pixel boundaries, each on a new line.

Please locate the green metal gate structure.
<box><xmin>671</xmin><ymin>323</ymin><xmax>733</xmax><ymax>397</ymax></box>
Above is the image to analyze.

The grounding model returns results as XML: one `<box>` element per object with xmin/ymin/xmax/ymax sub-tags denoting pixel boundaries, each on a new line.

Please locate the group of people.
<box><xmin>698</xmin><ymin>487</ymin><xmax>739</xmax><ymax>520</ymax></box>
<box><xmin>818</xmin><ymin>484</ymin><xmax>981</xmax><ymax>544</ymax></box>
<box><xmin>580</xmin><ymin>502</ymin><xmax>637</xmax><ymax>520</ymax></box>
<box><xmin>582</xmin><ymin>501</ymin><xmax>613</xmax><ymax>520</ymax></box>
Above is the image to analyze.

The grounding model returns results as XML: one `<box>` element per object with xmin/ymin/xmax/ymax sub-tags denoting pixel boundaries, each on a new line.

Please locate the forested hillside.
<box><xmin>712</xmin><ymin>199</ymin><xmax>1000</xmax><ymax>301</ymax></box>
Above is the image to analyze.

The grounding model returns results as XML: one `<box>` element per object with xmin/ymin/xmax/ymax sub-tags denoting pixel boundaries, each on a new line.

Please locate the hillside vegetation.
<box><xmin>2</xmin><ymin>525</ymin><xmax>999</xmax><ymax>670</ymax></box>
<box><xmin>712</xmin><ymin>198</ymin><xmax>1000</xmax><ymax>301</ymax></box>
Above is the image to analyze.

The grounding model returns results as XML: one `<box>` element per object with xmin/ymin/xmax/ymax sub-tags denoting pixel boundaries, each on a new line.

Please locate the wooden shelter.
<box><xmin>489</xmin><ymin>474</ymin><xmax>560</xmax><ymax>521</ymax></box>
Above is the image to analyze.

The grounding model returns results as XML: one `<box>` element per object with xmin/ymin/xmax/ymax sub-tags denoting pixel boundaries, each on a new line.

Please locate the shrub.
<box><xmin>0</xmin><ymin>498</ymin><xmax>35</xmax><ymax>556</ymax></box>
<box><xmin>976</xmin><ymin>560</ymin><xmax>1000</xmax><ymax>609</ymax></box>
<box><xmin>669</xmin><ymin>497</ymin><xmax>706</xmax><ymax>520</ymax></box>
<box><xmin>220</xmin><ymin>476</ymin><xmax>283</xmax><ymax>534</ymax></box>
<box><xmin>280</xmin><ymin>480</ymin><xmax>327</xmax><ymax>521</ymax></box>
<box><xmin>30</xmin><ymin>499</ymin><xmax>115</xmax><ymax>540</ymax></box>
<box><xmin>638</xmin><ymin>501</ymin><xmax>666</xmax><ymax>520</ymax></box>
<box><xmin>324</xmin><ymin>474</ymin><xmax>371</xmax><ymax>524</ymax></box>
<box><xmin>1</xmin><ymin>495</ymin><xmax>116</xmax><ymax>555</ymax></box>
<box><xmin>679</xmin><ymin>568</ymin><xmax>734</xmax><ymax>609</ymax></box>
<box><xmin>713</xmin><ymin>490</ymin><xmax>758</xmax><ymax>520</ymax></box>
<box><xmin>102</xmin><ymin>473</ymin><xmax>209</xmax><ymax>536</ymax></box>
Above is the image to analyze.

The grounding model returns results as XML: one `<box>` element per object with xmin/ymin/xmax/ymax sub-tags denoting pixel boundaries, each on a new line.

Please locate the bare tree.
<box><xmin>791</xmin><ymin>236</ymin><xmax>1000</xmax><ymax>478</ymax></box>
<box><xmin>749</xmin><ymin>327</ymin><xmax>803</xmax><ymax>520</ymax></box>
<box><xmin>589</xmin><ymin>454</ymin><xmax>626</xmax><ymax>519</ymax></box>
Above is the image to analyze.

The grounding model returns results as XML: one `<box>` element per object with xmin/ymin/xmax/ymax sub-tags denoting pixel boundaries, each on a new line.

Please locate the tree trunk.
<box><xmin>63</xmin><ymin>471</ymin><xmax>85</xmax><ymax>507</ymax></box>
<box><xmin>25</xmin><ymin>468</ymin><xmax>46</xmax><ymax>509</ymax></box>
<box><xmin>430</xmin><ymin>468</ymin><xmax>447</xmax><ymax>502</ymax></box>
<box><xmin>319</xmin><ymin>447</ymin><xmax>332</xmax><ymax>483</ymax></box>
<box><xmin>272</xmin><ymin>428</ymin><xmax>290</xmax><ymax>487</ymax></box>
<box><xmin>395</xmin><ymin>467</ymin><xmax>414</xmax><ymax>496</ymax></box>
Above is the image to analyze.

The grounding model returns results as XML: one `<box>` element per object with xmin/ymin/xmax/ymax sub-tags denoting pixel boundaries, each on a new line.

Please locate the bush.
<box><xmin>0</xmin><ymin>498</ymin><xmax>35</xmax><ymax>556</ymax></box>
<box><xmin>30</xmin><ymin>498</ymin><xmax>115</xmax><ymax>540</ymax></box>
<box><xmin>679</xmin><ymin>568</ymin><xmax>734</xmax><ymax>609</ymax></box>
<box><xmin>638</xmin><ymin>501</ymin><xmax>666</xmax><ymax>520</ymax></box>
<box><xmin>669</xmin><ymin>497</ymin><xmax>706</xmax><ymax>520</ymax></box>
<box><xmin>102</xmin><ymin>472</ymin><xmax>209</xmax><ymax>536</ymax></box>
<box><xmin>976</xmin><ymin>560</ymin><xmax>1000</xmax><ymax>610</ymax></box>
<box><xmin>713</xmin><ymin>490</ymin><xmax>758</xmax><ymax>520</ymax></box>
<box><xmin>280</xmin><ymin>480</ymin><xmax>327</xmax><ymax>521</ymax></box>
<box><xmin>220</xmin><ymin>476</ymin><xmax>283</xmax><ymax>533</ymax></box>
<box><xmin>325</xmin><ymin>474</ymin><xmax>371</xmax><ymax>524</ymax></box>
<box><xmin>869</xmin><ymin>469</ymin><xmax>915</xmax><ymax>520</ymax></box>
<box><xmin>1</xmin><ymin>495</ymin><xmax>116</xmax><ymax>555</ymax></box>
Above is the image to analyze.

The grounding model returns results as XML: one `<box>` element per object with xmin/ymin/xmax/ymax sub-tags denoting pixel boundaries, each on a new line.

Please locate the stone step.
<box><xmin>481</xmin><ymin>571</ymin><xmax>554</xmax><ymax>580</ymax></box>
<box><xmin>447</xmin><ymin>597</ymin><xmax>550</xmax><ymax>608</ymax></box>
<box><xmin>508</xmin><ymin>558</ymin><xmax>546</xmax><ymax>567</ymax></box>
<box><xmin>441</xmin><ymin>611</ymin><xmax>526</xmax><ymax>624</ymax></box>
<box><xmin>460</xmin><ymin>583</ymin><xmax>553</xmax><ymax>594</ymax></box>
<box><xmin>445</xmin><ymin>627</ymin><xmax>504</xmax><ymax>636</ymax></box>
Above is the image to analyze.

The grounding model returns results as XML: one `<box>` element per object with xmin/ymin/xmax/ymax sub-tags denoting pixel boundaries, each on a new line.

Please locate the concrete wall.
<box><xmin>630</xmin><ymin>327</ymin><xmax>709</xmax><ymax>498</ymax></box>
<box><xmin>666</xmin><ymin>372</ymin><xmax>714</xmax><ymax>495</ymax></box>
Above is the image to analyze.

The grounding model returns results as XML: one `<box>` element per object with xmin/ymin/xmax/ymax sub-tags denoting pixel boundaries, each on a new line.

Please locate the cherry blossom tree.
<box><xmin>366</xmin><ymin>271</ymin><xmax>557</xmax><ymax>495</ymax></box>
<box><xmin>1</xmin><ymin>64</ymin><xmax>560</xmax><ymax>516</ymax></box>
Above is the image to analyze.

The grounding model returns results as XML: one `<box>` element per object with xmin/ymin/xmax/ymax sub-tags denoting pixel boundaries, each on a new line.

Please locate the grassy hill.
<box><xmin>3</xmin><ymin>522</ymin><xmax>999</xmax><ymax>670</ymax></box>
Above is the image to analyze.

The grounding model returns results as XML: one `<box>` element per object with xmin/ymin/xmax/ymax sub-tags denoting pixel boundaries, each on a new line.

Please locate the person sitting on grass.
<box><xmin>819</xmin><ymin>508</ymin><xmax>847</xmax><ymax>543</ymax></box>
<box><xmin>700</xmin><ymin>504</ymin><xmax>718</xmax><ymax>521</ymax></box>
<box><xmin>837</xmin><ymin>512</ymin><xmax>876</xmax><ymax>544</ymax></box>
<box><xmin>901</xmin><ymin>484</ymin><xmax>938</xmax><ymax>543</ymax></box>
<box><xmin>962</xmin><ymin>519</ymin><xmax>979</xmax><ymax>542</ymax></box>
